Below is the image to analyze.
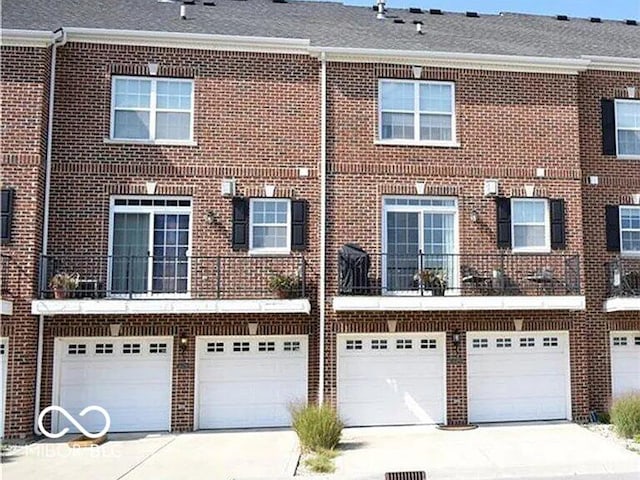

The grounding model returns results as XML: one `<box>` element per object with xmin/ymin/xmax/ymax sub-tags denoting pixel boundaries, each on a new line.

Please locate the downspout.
<box><xmin>34</xmin><ymin>27</ymin><xmax>66</xmax><ymax>435</ymax></box>
<box><xmin>318</xmin><ymin>52</ymin><xmax>327</xmax><ymax>405</ymax></box>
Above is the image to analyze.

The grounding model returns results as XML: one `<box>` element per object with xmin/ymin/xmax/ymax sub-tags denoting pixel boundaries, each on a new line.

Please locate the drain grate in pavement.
<box><xmin>385</xmin><ymin>472</ymin><xmax>426</xmax><ymax>480</ymax></box>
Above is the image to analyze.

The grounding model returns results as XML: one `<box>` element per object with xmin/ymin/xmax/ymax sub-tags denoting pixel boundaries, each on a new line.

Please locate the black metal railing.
<box><xmin>607</xmin><ymin>257</ymin><xmax>640</xmax><ymax>297</ymax></box>
<box><xmin>338</xmin><ymin>251</ymin><xmax>581</xmax><ymax>296</ymax></box>
<box><xmin>39</xmin><ymin>254</ymin><xmax>306</xmax><ymax>300</ymax></box>
<box><xmin>1</xmin><ymin>254</ymin><xmax>10</xmax><ymax>298</ymax></box>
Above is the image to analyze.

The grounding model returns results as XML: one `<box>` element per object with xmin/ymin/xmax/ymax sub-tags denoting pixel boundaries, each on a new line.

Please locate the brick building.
<box><xmin>0</xmin><ymin>0</ymin><xmax>638</xmax><ymax>439</ymax></box>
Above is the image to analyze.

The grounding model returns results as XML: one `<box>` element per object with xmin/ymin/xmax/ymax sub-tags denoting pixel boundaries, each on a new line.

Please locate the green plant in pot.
<box><xmin>49</xmin><ymin>272</ymin><xmax>79</xmax><ymax>299</ymax></box>
<box><xmin>414</xmin><ymin>269</ymin><xmax>447</xmax><ymax>296</ymax></box>
<box><xmin>268</xmin><ymin>272</ymin><xmax>300</xmax><ymax>299</ymax></box>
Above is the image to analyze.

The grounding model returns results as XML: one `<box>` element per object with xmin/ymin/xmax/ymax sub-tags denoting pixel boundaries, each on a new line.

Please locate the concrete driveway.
<box><xmin>335</xmin><ymin>422</ymin><xmax>640</xmax><ymax>479</ymax></box>
<box><xmin>1</xmin><ymin>429</ymin><xmax>299</xmax><ymax>480</ymax></box>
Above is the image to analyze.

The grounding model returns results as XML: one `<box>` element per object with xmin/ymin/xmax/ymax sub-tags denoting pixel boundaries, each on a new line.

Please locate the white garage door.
<box><xmin>611</xmin><ymin>331</ymin><xmax>640</xmax><ymax>398</ymax></box>
<box><xmin>54</xmin><ymin>337</ymin><xmax>172</xmax><ymax>433</ymax></box>
<box><xmin>338</xmin><ymin>333</ymin><xmax>446</xmax><ymax>427</ymax></box>
<box><xmin>196</xmin><ymin>335</ymin><xmax>308</xmax><ymax>429</ymax></box>
<box><xmin>0</xmin><ymin>338</ymin><xmax>7</xmax><ymax>438</ymax></box>
<box><xmin>467</xmin><ymin>331</ymin><xmax>570</xmax><ymax>423</ymax></box>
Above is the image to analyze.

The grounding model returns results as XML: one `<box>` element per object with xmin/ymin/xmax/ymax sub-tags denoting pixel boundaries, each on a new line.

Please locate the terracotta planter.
<box><xmin>274</xmin><ymin>289</ymin><xmax>290</xmax><ymax>299</ymax></box>
<box><xmin>53</xmin><ymin>287</ymin><xmax>66</xmax><ymax>299</ymax></box>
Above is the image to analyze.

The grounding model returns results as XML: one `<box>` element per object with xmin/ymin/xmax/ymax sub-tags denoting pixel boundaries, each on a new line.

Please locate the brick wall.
<box><xmin>0</xmin><ymin>45</ymin><xmax>51</xmax><ymax>438</ymax></box>
<box><xmin>578</xmin><ymin>69</ymin><xmax>640</xmax><ymax>414</ymax></box>
<box><xmin>324</xmin><ymin>62</ymin><xmax>588</xmax><ymax>424</ymax></box>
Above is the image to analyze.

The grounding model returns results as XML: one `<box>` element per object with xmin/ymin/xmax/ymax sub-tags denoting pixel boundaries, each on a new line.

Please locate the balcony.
<box><xmin>1</xmin><ymin>254</ymin><xmax>12</xmax><ymax>315</ymax></box>
<box><xmin>32</xmin><ymin>254</ymin><xmax>310</xmax><ymax>316</ymax></box>
<box><xmin>333</xmin><ymin>250</ymin><xmax>585</xmax><ymax>311</ymax></box>
<box><xmin>604</xmin><ymin>258</ymin><xmax>640</xmax><ymax>312</ymax></box>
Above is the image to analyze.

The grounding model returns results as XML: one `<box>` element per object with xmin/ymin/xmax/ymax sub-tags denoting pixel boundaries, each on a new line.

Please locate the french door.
<box><xmin>109</xmin><ymin>197</ymin><xmax>191</xmax><ymax>296</ymax></box>
<box><xmin>383</xmin><ymin>197</ymin><xmax>458</xmax><ymax>293</ymax></box>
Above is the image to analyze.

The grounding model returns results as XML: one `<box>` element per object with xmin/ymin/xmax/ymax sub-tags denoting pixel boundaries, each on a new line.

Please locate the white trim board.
<box><xmin>32</xmin><ymin>298</ymin><xmax>311</xmax><ymax>315</ymax></box>
<box><xmin>604</xmin><ymin>297</ymin><xmax>640</xmax><ymax>312</ymax></box>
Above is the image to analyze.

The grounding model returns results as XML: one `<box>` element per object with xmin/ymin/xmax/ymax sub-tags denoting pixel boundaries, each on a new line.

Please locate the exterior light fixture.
<box><xmin>470</xmin><ymin>209</ymin><xmax>479</xmax><ymax>223</ymax></box>
<box><xmin>452</xmin><ymin>330</ymin><xmax>461</xmax><ymax>348</ymax></box>
<box><xmin>179</xmin><ymin>333</ymin><xmax>188</xmax><ymax>353</ymax></box>
<box><xmin>205</xmin><ymin>210</ymin><xmax>218</xmax><ymax>225</ymax></box>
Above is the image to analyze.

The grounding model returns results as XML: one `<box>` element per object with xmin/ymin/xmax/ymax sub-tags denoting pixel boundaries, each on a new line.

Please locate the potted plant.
<box><xmin>268</xmin><ymin>272</ymin><xmax>300</xmax><ymax>299</ymax></box>
<box><xmin>49</xmin><ymin>272</ymin><xmax>79</xmax><ymax>299</ymax></box>
<box><xmin>413</xmin><ymin>269</ymin><xmax>447</xmax><ymax>296</ymax></box>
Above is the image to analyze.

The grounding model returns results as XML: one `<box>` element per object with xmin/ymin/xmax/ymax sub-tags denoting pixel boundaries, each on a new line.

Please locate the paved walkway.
<box><xmin>333</xmin><ymin>422</ymin><xmax>640</xmax><ymax>479</ymax></box>
<box><xmin>1</xmin><ymin>429</ymin><xmax>299</xmax><ymax>480</ymax></box>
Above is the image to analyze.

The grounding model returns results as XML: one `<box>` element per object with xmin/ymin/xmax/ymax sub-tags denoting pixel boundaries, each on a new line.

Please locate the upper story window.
<box><xmin>250</xmin><ymin>199</ymin><xmax>291</xmax><ymax>254</ymax></box>
<box><xmin>511</xmin><ymin>199</ymin><xmax>550</xmax><ymax>253</ymax></box>
<box><xmin>378</xmin><ymin>80</ymin><xmax>456</xmax><ymax>146</ymax></box>
<box><xmin>110</xmin><ymin>77</ymin><xmax>194</xmax><ymax>143</ymax></box>
<box><xmin>615</xmin><ymin>100</ymin><xmax>640</xmax><ymax>157</ymax></box>
<box><xmin>620</xmin><ymin>206</ymin><xmax>640</xmax><ymax>254</ymax></box>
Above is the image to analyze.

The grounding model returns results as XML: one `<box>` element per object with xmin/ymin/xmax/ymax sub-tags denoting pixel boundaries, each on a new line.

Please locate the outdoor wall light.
<box><xmin>179</xmin><ymin>334</ymin><xmax>189</xmax><ymax>353</ymax></box>
<box><xmin>470</xmin><ymin>209</ymin><xmax>479</xmax><ymax>223</ymax></box>
<box><xmin>452</xmin><ymin>330</ymin><xmax>461</xmax><ymax>348</ymax></box>
<box><xmin>205</xmin><ymin>210</ymin><xmax>219</xmax><ymax>225</ymax></box>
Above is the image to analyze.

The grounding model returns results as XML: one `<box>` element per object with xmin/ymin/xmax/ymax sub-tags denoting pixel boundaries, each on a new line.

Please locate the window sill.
<box><xmin>104</xmin><ymin>138</ymin><xmax>198</xmax><ymax>147</ymax></box>
<box><xmin>620</xmin><ymin>251</ymin><xmax>640</xmax><ymax>258</ymax></box>
<box><xmin>511</xmin><ymin>248</ymin><xmax>552</xmax><ymax>255</ymax></box>
<box><xmin>248</xmin><ymin>250</ymin><xmax>292</xmax><ymax>257</ymax></box>
<box><xmin>374</xmin><ymin>139</ymin><xmax>461</xmax><ymax>148</ymax></box>
<box><xmin>616</xmin><ymin>155</ymin><xmax>640</xmax><ymax>160</ymax></box>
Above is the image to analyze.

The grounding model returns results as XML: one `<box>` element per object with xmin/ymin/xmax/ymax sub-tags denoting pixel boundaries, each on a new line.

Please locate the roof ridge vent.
<box><xmin>409</xmin><ymin>7</ymin><xmax>423</xmax><ymax>14</ymax></box>
<box><xmin>590</xmin><ymin>17</ymin><xmax>601</xmax><ymax>23</ymax></box>
<box><xmin>626</xmin><ymin>19</ymin><xmax>638</xmax><ymax>26</ymax></box>
<box><xmin>556</xmin><ymin>15</ymin><xmax>569</xmax><ymax>21</ymax></box>
<box><xmin>429</xmin><ymin>8</ymin><xmax>443</xmax><ymax>15</ymax></box>
<box><xmin>466</xmin><ymin>11</ymin><xmax>479</xmax><ymax>18</ymax></box>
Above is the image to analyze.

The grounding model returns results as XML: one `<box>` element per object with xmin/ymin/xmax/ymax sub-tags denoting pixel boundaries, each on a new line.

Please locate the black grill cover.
<box><xmin>339</xmin><ymin>243</ymin><xmax>370</xmax><ymax>294</ymax></box>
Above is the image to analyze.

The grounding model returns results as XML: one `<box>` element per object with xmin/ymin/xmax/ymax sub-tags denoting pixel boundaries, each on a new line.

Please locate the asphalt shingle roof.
<box><xmin>2</xmin><ymin>0</ymin><xmax>639</xmax><ymax>59</ymax></box>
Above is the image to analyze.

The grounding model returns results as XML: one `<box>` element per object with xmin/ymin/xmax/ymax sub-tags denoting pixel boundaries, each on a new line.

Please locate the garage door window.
<box><xmin>233</xmin><ymin>342</ymin><xmax>250</xmax><ymax>352</ymax></box>
<box><xmin>150</xmin><ymin>343</ymin><xmax>168</xmax><ymax>354</ymax></box>
<box><xmin>496</xmin><ymin>338</ymin><xmax>512</xmax><ymax>348</ymax></box>
<box><xmin>284</xmin><ymin>341</ymin><xmax>301</xmax><ymax>352</ymax></box>
<box><xmin>520</xmin><ymin>337</ymin><xmax>535</xmax><ymax>347</ymax></box>
<box><xmin>371</xmin><ymin>339</ymin><xmax>388</xmax><ymax>349</ymax></box>
<box><xmin>421</xmin><ymin>339</ymin><xmax>437</xmax><ymax>349</ymax></box>
<box><xmin>472</xmin><ymin>338</ymin><xmax>488</xmax><ymax>348</ymax></box>
<box><xmin>207</xmin><ymin>342</ymin><xmax>224</xmax><ymax>352</ymax></box>
<box><xmin>68</xmin><ymin>344</ymin><xmax>86</xmax><ymax>355</ymax></box>
<box><xmin>543</xmin><ymin>337</ymin><xmax>559</xmax><ymax>347</ymax></box>
<box><xmin>109</xmin><ymin>197</ymin><xmax>192</xmax><ymax>297</ymax></box>
<box><xmin>95</xmin><ymin>343</ymin><xmax>114</xmax><ymax>354</ymax></box>
<box><xmin>613</xmin><ymin>336</ymin><xmax>628</xmax><ymax>346</ymax></box>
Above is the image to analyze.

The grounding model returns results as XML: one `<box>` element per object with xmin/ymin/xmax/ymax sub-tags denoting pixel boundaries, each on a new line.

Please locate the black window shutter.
<box><xmin>601</xmin><ymin>99</ymin><xmax>616</xmax><ymax>155</ymax></box>
<box><xmin>605</xmin><ymin>205</ymin><xmax>620</xmax><ymax>252</ymax></box>
<box><xmin>291</xmin><ymin>200</ymin><xmax>307</xmax><ymax>251</ymax></box>
<box><xmin>496</xmin><ymin>197</ymin><xmax>511</xmax><ymax>248</ymax></box>
<box><xmin>1</xmin><ymin>189</ymin><xmax>14</xmax><ymax>244</ymax></box>
<box><xmin>231</xmin><ymin>197</ymin><xmax>249</xmax><ymax>251</ymax></box>
<box><xmin>550</xmin><ymin>199</ymin><xmax>566</xmax><ymax>250</ymax></box>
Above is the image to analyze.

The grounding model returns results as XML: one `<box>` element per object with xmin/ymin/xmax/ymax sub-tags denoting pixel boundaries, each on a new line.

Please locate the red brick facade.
<box><xmin>0</xmin><ymin>39</ymin><xmax>638</xmax><ymax>438</ymax></box>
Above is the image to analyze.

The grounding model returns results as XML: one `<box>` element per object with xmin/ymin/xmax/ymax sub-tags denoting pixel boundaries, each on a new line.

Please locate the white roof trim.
<box><xmin>310</xmin><ymin>47</ymin><xmax>591</xmax><ymax>74</ymax></box>
<box><xmin>581</xmin><ymin>55</ymin><xmax>640</xmax><ymax>73</ymax></box>
<box><xmin>0</xmin><ymin>29</ymin><xmax>54</xmax><ymax>47</ymax></box>
<box><xmin>62</xmin><ymin>27</ymin><xmax>311</xmax><ymax>54</ymax></box>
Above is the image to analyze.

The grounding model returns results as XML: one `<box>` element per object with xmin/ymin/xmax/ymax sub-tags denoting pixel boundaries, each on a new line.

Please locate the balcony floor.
<box><xmin>332</xmin><ymin>295</ymin><xmax>586</xmax><ymax>311</ymax></box>
<box><xmin>604</xmin><ymin>297</ymin><xmax>640</xmax><ymax>312</ymax></box>
<box><xmin>31</xmin><ymin>298</ymin><xmax>311</xmax><ymax>316</ymax></box>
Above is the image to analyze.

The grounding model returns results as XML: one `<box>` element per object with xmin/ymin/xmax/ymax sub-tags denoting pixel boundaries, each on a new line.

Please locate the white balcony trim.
<box><xmin>1</xmin><ymin>300</ymin><xmax>13</xmax><ymax>316</ymax></box>
<box><xmin>332</xmin><ymin>295</ymin><xmax>586</xmax><ymax>311</ymax></box>
<box><xmin>32</xmin><ymin>298</ymin><xmax>311</xmax><ymax>316</ymax></box>
<box><xmin>604</xmin><ymin>297</ymin><xmax>640</xmax><ymax>312</ymax></box>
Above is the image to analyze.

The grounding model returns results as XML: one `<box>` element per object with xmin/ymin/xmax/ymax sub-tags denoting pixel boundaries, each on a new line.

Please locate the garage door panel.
<box><xmin>467</xmin><ymin>331</ymin><xmax>570</xmax><ymax>423</ymax></box>
<box><xmin>55</xmin><ymin>337</ymin><xmax>172</xmax><ymax>433</ymax></box>
<box><xmin>611</xmin><ymin>331</ymin><xmax>640</xmax><ymax>398</ymax></box>
<box><xmin>338</xmin><ymin>334</ymin><xmax>445</xmax><ymax>426</ymax></box>
<box><xmin>196</xmin><ymin>335</ymin><xmax>308</xmax><ymax>429</ymax></box>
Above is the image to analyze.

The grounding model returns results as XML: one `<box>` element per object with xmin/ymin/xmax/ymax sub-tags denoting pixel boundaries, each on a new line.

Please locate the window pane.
<box><xmin>420</xmin><ymin>84</ymin><xmax>452</xmax><ymax>113</ymax></box>
<box><xmin>622</xmin><ymin>231</ymin><xmax>640</xmax><ymax>252</ymax></box>
<box><xmin>513</xmin><ymin>225</ymin><xmax>546</xmax><ymax>248</ymax></box>
<box><xmin>616</xmin><ymin>102</ymin><xmax>640</xmax><ymax>129</ymax></box>
<box><xmin>621</xmin><ymin>208</ymin><xmax>640</xmax><ymax>229</ymax></box>
<box><xmin>157</xmin><ymin>81</ymin><xmax>192</xmax><ymax>110</ymax></box>
<box><xmin>381</xmin><ymin>112</ymin><xmax>414</xmax><ymax>139</ymax></box>
<box><xmin>512</xmin><ymin>201</ymin><xmax>545</xmax><ymax>223</ymax></box>
<box><xmin>380</xmin><ymin>82</ymin><xmax>414</xmax><ymax>111</ymax></box>
<box><xmin>114</xmin><ymin>111</ymin><xmax>150</xmax><ymax>139</ymax></box>
<box><xmin>114</xmin><ymin>78</ymin><xmax>151</xmax><ymax>108</ymax></box>
<box><xmin>618</xmin><ymin>130</ymin><xmax>640</xmax><ymax>156</ymax></box>
<box><xmin>420</xmin><ymin>114</ymin><xmax>452</xmax><ymax>141</ymax></box>
<box><xmin>156</xmin><ymin>112</ymin><xmax>191</xmax><ymax>140</ymax></box>
<box><xmin>253</xmin><ymin>226</ymin><xmax>287</xmax><ymax>248</ymax></box>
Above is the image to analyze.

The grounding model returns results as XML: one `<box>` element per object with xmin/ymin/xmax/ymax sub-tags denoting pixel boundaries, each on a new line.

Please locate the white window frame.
<box><xmin>109</xmin><ymin>76</ymin><xmax>195</xmax><ymax>145</ymax></box>
<box><xmin>381</xmin><ymin>196</ymin><xmax>460</xmax><ymax>294</ymax></box>
<box><xmin>377</xmin><ymin>79</ymin><xmax>458</xmax><ymax>147</ymax></box>
<box><xmin>107</xmin><ymin>196</ymin><xmax>193</xmax><ymax>298</ymax></box>
<box><xmin>510</xmin><ymin>198</ymin><xmax>551</xmax><ymax>253</ymax></box>
<box><xmin>615</xmin><ymin>99</ymin><xmax>640</xmax><ymax>159</ymax></box>
<box><xmin>249</xmin><ymin>198</ymin><xmax>291</xmax><ymax>255</ymax></box>
<box><xmin>620</xmin><ymin>205</ymin><xmax>640</xmax><ymax>256</ymax></box>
